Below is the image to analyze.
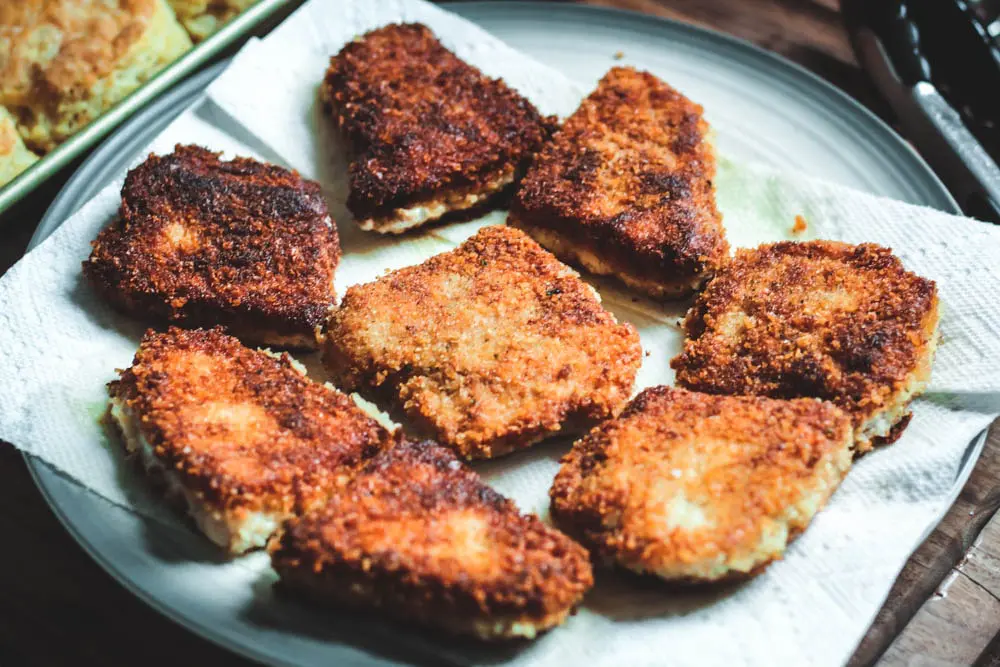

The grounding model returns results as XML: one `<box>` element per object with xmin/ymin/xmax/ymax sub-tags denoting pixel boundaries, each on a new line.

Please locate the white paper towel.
<box><xmin>1</xmin><ymin>0</ymin><xmax>999</xmax><ymax>665</ymax></box>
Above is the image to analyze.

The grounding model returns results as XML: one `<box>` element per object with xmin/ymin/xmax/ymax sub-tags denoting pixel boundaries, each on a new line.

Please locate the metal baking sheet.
<box><xmin>0</xmin><ymin>0</ymin><xmax>302</xmax><ymax>219</ymax></box>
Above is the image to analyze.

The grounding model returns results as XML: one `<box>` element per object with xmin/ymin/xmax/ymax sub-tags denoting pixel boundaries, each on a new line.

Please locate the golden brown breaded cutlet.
<box><xmin>84</xmin><ymin>145</ymin><xmax>340</xmax><ymax>350</ymax></box>
<box><xmin>671</xmin><ymin>241</ymin><xmax>940</xmax><ymax>452</ymax></box>
<box><xmin>320</xmin><ymin>23</ymin><xmax>554</xmax><ymax>233</ymax></box>
<box><xmin>271</xmin><ymin>439</ymin><xmax>593</xmax><ymax>640</ymax></box>
<box><xmin>324</xmin><ymin>225</ymin><xmax>642</xmax><ymax>460</ymax></box>
<box><xmin>509</xmin><ymin>66</ymin><xmax>728</xmax><ymax>299</ymax></box>
<box><xmin>550</xmin><ymin>386</ymin><xmax>853</xmax><ymax>582</ymax></box>
<box><xmin>108</xmin><ymin>327</ymin><xmax>391</xmax><ymax>554</ymax></box>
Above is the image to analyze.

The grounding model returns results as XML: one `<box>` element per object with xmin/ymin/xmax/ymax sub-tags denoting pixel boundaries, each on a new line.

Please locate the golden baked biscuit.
<box><xmin>0</xmin><ymin>0</ymin><xmax>192</xmax><ymax>154</ymax></box>
<box><xmin>0</xmin><ymin>105</ymin><xmax>38</xmax><ymax>187</ymax></box>
<box><xmin>167</xmin><ymin>0</ymin><xmax>256</xmax><ymax>42</ymax></box>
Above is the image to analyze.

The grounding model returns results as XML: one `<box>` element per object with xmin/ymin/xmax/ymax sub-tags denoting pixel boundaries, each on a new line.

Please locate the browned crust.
<box><xmin>550</xmin><ymin>386</ymin><xmax>853</xmax><ymax>581</ymax></box>
<box><xmin>109</xmin><ymin>327</ymin><xmax>390</xmax><ymax>517</ymax></box>
<box><xmin>670</xmin><ymin>241</ymin><xmax>939</xmax><ymax>437</ymax></box>
<box><xmin>323</xmin><ymin>225</ymin><xmax>642</xmax><ymax>460</ymax></box>
<box><xmin>321</xmin><ymin>23</ymin><xmax>555</xmax><ymax>224</ymax></box>
<box><xmin>271</xmin><ymin>439</ymin><xmax>593</xmax><ymax>638</ymax></box>
<box><xmin>509</xmin><ymin>66</ymin><xmax>728</xmax><ymax>299</ymax></box>
<box><xmin>83</xmin><ymin>145</ymin><xmax>340</xmax><ymax>349</ymax></box>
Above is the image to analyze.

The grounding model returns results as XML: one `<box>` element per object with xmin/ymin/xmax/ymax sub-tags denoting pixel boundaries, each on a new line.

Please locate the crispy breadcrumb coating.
<box><xmin>509</xmin><ymin>66</ymin><xmax>728</xmax><ymax>299</ymax></box>
<box><xmin>84</xmin><ymin>145</ymin><xmax>340</xmax><ymax>349</ymax></box>
<box><xmin>108</xmin><ymin>327</ymin><xmax>391</xmax><ymax>554</ymax></box>
<box><xmin>271</xmin><ymin>439</ymin><xmax>593</xmax><ymax>639</ymax></box>
<box><xmin>324</xmin><ymin>225</ymin><xmax>642</xmax><ymax>460</ymax></box>
<box><xmin>320</xmin><ymin>23</ymin><xmax>554</xmax><ymax>232</ymax></box>
<box><xmin>671</xmin><ymin>241</ymin><xmax>940</xmax><ymax>451</ymax></box>
<box><xmin>550</xmin><ymin>386</ymin><xmax>853</xmax><ymax>581</ymax></box>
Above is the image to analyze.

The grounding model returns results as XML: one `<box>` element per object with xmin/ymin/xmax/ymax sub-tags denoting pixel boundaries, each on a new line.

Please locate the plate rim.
<box><xmin>23</xmin><ymin>3</ymin><xmax>977</xmax><ymax>665</ymax></box>
<box><xmin>453</xmin><ymin>0</ymin><xmax>960</xmax><ymax>214</ymax></box>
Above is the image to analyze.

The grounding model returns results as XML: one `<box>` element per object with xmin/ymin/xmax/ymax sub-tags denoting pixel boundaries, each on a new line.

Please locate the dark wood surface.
<box><xmin>1</xmin><ymin>1</ymin><xmax>997</xmax><ymax>665</ymax></box>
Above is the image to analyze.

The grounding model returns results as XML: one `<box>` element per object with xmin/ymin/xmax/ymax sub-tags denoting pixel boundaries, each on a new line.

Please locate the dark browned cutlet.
<box><xmin>321</xmin><ymin>23</ymin><xmax>555</xmax><ymax>233</ymax></box>
<box><xmin>84</xmin><ymin>144</ymin><xmax>340</xmax><ymax>350</ymax></box>
<box><xmin>671</xmin><ymin>241</ymin><xmax>940</xmax><ymax>452</ymax></box>
<box><xmin>323</xmin><ymin>225</ymin><xmax>642</xmax><ymax>460</ymax></box>
<box><xmin>271</xmin><ymin>439</ymin><xmax>594</xmax><ymax>640</ymax></box>
<box><xmin>550</xmin><ymin>386</ymin><xmax>853</xmax><ymax>582</ymax></box>
<box><xmin>509</xmin><ymin>66</ymin><xmax>729</xmax><ymax>299</ymax></box>
<box><xmin>108</xmin><ymin>327</ymin><xmax>392</xmax><ymax>554</ymax></box>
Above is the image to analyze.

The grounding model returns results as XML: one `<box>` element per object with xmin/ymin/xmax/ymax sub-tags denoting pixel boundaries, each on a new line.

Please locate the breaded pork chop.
<box><xmin>108</xmin><ymin>327</ymin><xmax>391</xmax><ymax>554</ymax></box>
<box><xmin>271</xmin><ymin>439</ymin><xmax>593</xmax><ymax>640</ymax></box>
<box><xmin>550</xmin><ymin>387</ymin><xmax>853</xmax><ymax>581</ymax></box>
<box><xmin>671</xmin><ymin>241</ymin><xmax>940</xmax><ymax>452</ymax></box>
<box><xmin>84</xmin><ymin>145</ymin><xmax>339</xmax><ymax>349</ymax></box>
<box><xmin>509</xmin><ymin>67</ymin><xmax>728</xmax><ymax>299</ymax></box>
<box><xmin>324</xmin><ymin>225</ymin><xmax>642</xmax><ymax>460</ymax></box>
<box><xmin>321</xmin><ymin>23</ymin><xmax>554</xmax><ymax>233</ymax></box>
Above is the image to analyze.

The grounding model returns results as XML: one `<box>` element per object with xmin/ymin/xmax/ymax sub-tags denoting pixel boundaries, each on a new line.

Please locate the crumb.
<box><xmin>613</xmin><ymin>51</ymin><xmax>624</xmax><ymax>60</ymax></box>
<box><xmin>792</xmin><ymin>215</ymin><xmax>808</xmax><ymax>234</ymax></box>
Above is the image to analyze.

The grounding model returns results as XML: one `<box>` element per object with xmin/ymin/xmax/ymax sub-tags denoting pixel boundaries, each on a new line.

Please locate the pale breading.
<box><xmin>509</xmin><ymin>66</ymin><xmax>728</xmax><ymax>299</ymax></box>
<box><xmin>671</xmin><ymin>240</ymin><xmax>940</xmax><ymax>452</ymax></box>
<box><xmin>84</xmin><ymin>145</ymin><xmax>340</xmax><ymax>350</ymax></box>
<box><xmin>108</xmin><ymin>327</ymin><xmax>392</xmax><ymax>554</ymax></box>
<box><xmin>550</xmin><ymin>386</ymin><xmax>853</xmax><ymax>581</ymax></box>
<box><xmin>324</xmin><ymin>225</ymin><xmax>642</xmax><ymax>460</ymax></box>
<box><xmin>271</xmin><ymin>439</ymin><xmax>594</xmax><ymax>639</ymax></box>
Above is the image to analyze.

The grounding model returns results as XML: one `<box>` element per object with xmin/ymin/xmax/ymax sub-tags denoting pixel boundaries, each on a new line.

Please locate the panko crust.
<box><xmin>0</xmin><ymin>0</ymin><xmax>191</xmax><ymax>153</ymax></box>
<box><xmin>509</xmin><ymin>66</ymin><xmax>728</xmax><ymax>299</ymax></box>
<box><xmin>670</xmin><ymin>241</ymin><xmax>940</xmax><ymax>451</ymax></box>
<box><xmin>84</xmin><ymin>145</ymin><xmax>340</xmax><ymax>349</ymax></box>
<box><xmin>109</xmin><ymin>328</ymin><xmax>391</xmax><ymax>527</ymax></box>
<box><xmin>321</xmin><ymin>23</ymin><xmax>555</xmax><ymax>228</ymax></box>
<box><xmin>550</xmin><ymin>386</ymin><xmax>853</xmax><ymax>581</ymax></box>
<box><xmin>324</xmin><ymin>225</ymin><xmax>642</xmax><ymax>460</ymax></box>
<box><xmin>271</xmin><ymin>439</ymin><xmax>593</xmax><ymax>639</ymax></box>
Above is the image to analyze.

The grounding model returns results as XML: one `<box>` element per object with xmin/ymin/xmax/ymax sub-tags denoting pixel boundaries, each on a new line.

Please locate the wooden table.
<box><xmin>1</xmin><ymin>1</ymin><xmax>997</xmax><ymax>665</ymax></box>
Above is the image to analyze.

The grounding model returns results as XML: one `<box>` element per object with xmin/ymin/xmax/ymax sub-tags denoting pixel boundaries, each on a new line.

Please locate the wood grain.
<box><xmin>0</xmin><ymin>1</ymin><xmax>997</xmax><ymax>666</ymax></box>
<box><xmin>851</xmin><ymin>426</ymin><xmax>1000</xmax><ymax>665</ymax></box>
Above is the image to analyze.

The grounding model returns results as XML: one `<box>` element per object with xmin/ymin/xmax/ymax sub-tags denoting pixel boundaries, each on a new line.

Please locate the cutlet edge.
<box><xmin>509</xmin><ymin>217</ymin><xmax>711</xmax><ymax>299</ymax></box>
<box><xmin>273</xmin><ymin>564</ymin><xmax>577</xmax><ymax>640</ymax></box>
<box><xmin>107</xmin><ymin>395</ymin><xmax>288</xmax><ymax>554</ymax></box>
<box><xmin>549</xmin><ymin>388</ymin><xmax>855</xmax><ymax>582</ymax></box>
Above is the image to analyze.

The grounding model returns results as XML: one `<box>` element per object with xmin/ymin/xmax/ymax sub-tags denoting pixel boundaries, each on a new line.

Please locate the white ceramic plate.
<box><xmin>26</xmin><ymin>4</ymin><xmax>974</xmax><ymax>666</ymax></box>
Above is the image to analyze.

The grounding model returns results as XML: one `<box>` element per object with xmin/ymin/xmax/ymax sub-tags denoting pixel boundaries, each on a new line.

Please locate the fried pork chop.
<box><xmin>550</xmin><ymin>386</ymin><xmax>853</xmax><ymax>581</ymax></box>
<box><xmin>671</xmin><ymin>241</ymin><xmax>940</xmax><ymax>452</ymax></box>
<box><xmin>108</xmin><ymin>327</ymin><xmax>391</xmax><ymax>554</ymax></box>
<box><xmin>321</xmin><ymin>23</ymin><xmax>554</xmax><ymax>233</ymax></box>
<box><xmin>509</xmin><ymin>66</ymin><xmax>728</xmax><ymax>299</ymax></box>
<box><xmin>271</xmin><ymin>439</ymin><xmax>593</xmax><ymax>639</ymax></box>
<box><xmin>84</xmin><ymin>145</ymin><xmax>340</xmax><ymax>349</ymax></box>
<box><xmin>324</xmin><ymin>225</ymin><xmax>642</xmax><ymax>460</ymax></box>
